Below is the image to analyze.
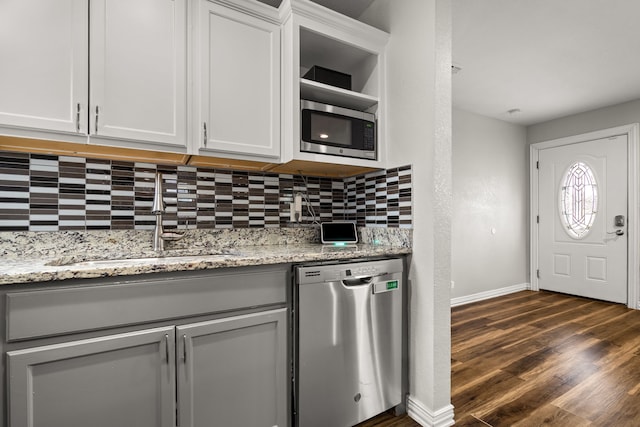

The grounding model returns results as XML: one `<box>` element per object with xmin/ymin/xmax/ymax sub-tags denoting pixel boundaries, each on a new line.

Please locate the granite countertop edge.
<box><xmin>0</xmin><ymin>244</ymin><xmax>412</xmax><ymax>286</ymax></box>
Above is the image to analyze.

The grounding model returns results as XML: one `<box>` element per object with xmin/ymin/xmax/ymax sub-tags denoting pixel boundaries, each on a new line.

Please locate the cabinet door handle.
<box><xmin>203</xmin><ymin>122</ymin><xmax>207</xmax><ymax>146</ymax></box>
<box><xmin>164</xmin><ymin>333</ymin><xmax>170</xmax><ymax>363</ymax></box>
<box><xmin>95</xmin><ymin>105</ymin><xmax>100</xmax><ymax>134</ymax></box>
<box><xmin>75</xmin><ymin>103</ymin><xmax>81</xmax><ymax>133</ymax></box>
<box><xmin>182</xmin><ymin>334</ymin><xmax>188</xmax><ymax>362</ymax></box>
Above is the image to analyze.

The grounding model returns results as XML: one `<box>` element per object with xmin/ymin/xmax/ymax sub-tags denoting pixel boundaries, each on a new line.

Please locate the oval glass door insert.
<box><xmin>560</xmin><ymin>161</ymin><xmax>598</xmax><ymax>238</ymax></box>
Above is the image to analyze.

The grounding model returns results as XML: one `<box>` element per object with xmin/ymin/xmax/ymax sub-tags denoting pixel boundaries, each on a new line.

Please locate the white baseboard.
<box><xmin>451</xmin><ymin>283</ymin><xmax>530</xmax><ymax>307</ymax></box>
<box><xmin>406</xmin><ymin>396</ymin><xmax>455</xmax><ymax>427</ymax></box>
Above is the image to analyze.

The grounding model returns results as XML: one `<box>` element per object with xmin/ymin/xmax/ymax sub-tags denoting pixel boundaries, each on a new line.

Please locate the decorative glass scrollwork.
<box><xmin>560</xmin><ymin>162</ymin><xmax>598</xmax><ymax>239</ymax></box>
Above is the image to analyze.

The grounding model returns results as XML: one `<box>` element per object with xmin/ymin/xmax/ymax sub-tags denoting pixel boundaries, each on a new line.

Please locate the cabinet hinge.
<box><xmin>536</xmin><ymin>269</ymin><xmax>540</xmax><ymax>279</ymax></box>
<box><xmin>537</xmin><ymin>215</ymin><xmax>539</xmax><ymax>224</ymax></box>
<box><xmin>536</xmin><ymin>161</ymin><xmax>539</xmax><ymax>169</ymax></box>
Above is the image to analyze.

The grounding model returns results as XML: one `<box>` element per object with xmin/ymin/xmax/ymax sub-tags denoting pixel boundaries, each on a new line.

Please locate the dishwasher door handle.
<box><xmin>342</xmin><ymin>277</ymin><xmax>374</xmax><ymax>287</ymax></box>
<box><xmin>348</xmin><ymin>272</ymin><xmax>388</xmax><ymax>280</ymax></box>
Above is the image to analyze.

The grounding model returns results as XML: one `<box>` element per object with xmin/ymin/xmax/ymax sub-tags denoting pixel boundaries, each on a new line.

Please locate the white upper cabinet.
<box><xmin>0</xmin><ymin>0</ymin><xmax>188</xmax><ymax>152</ymax></box>
<box><xmin>192</xmin><ymin>0</ymin><xmax>281</xmax><ymax>161</ymax></box>
<box><xmin>0</xmin><ymin>0</ymin><xmax>88</xmax><ymax>136</ymax></box>
<box><xmin>90</xmin><ymin>0</ymin><xmax>188</xmax><ymax>150</ymax></box>
<box><xmin>281</xmin><ymin>0</ymin><xmax>389</xmax><ymax>169</ymax></box>
<box><xmin>0</xmin><ymin>0</ymin><xmax>388</xmax><ymax>170</ymax></box>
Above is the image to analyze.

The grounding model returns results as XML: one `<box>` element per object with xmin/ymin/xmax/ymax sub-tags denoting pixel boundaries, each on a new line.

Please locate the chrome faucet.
<box><xmin>152</xmin><ymin>172</ymin><xmax>184</xmax><ymax>251</ymax></box>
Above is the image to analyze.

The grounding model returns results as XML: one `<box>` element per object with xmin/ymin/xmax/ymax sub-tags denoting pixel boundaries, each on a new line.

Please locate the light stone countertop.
<box><xmin>0</xmin><ymin>228</ymin><xmax>412</xmax><ymax>286</ymax></box>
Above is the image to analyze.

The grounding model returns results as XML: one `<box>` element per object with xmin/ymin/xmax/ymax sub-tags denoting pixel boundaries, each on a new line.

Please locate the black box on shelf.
<box><xmin>302</xmin><ymin>65</ymin><xmax>352</xmax><ymax>90</ymax></box>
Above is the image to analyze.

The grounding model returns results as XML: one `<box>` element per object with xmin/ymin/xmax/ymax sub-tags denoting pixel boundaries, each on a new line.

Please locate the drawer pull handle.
<box><xmin>183</xmin><ymin>334</ymin><xmax>187</xmax><ymax>362</ymax></box>
<box><xmin>75</xmin><ymin>103</ymin><xmax>81</xmax><ymax>132</ymax></box>
<box><xmin>94</xmin><ymin>105</ymin><xmax>100</xmax><ymax>134</ymax></box>
<box><xmin>164</xmin><ymin>333</ymin><xmax>170</xmax><ymax>362</ymax></box>
<box><xmin>203</xmin><ymin>122</ymin><xmax>207</xmax><ymax>146</ymax></box>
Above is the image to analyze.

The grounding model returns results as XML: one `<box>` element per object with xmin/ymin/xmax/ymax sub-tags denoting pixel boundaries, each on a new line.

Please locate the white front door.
<box><xmin>538</xmin><ymin>135</ymin><xmax>627</xmax><ymax>303</ymax></box>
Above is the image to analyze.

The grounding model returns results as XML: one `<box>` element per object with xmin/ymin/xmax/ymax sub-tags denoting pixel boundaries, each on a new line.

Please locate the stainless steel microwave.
<box><xmin>300</xmin><ymin>100</ymin><xmax>376</xmax><ymax>160</ymax></box>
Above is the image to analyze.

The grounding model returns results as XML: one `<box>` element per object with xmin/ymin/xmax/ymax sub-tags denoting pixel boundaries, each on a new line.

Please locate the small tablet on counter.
<box><xmin>320</xmin><ymin>222</ymin><xmax>358</xmax><ymax>245</ymax></box>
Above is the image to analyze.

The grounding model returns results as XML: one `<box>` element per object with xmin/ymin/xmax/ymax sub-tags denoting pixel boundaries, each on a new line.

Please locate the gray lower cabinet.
<box><xmin>7</xmin><ymin>326</ymin><xmax>177</xmax><ymax>427</ymax></box>
<box><xmin>4</xmin><ymin>266</ymin><xmax>290</xmax><ymax>427</ymax></box>
<box><xmin>7</xmin><ymin>308</ymin><xmax>287</xmax><ymax>427</ymax></box>
<box><xmin>177</xmin><ymin>309</ymin><xmax>287</xmax><ymax>427</ymax></box>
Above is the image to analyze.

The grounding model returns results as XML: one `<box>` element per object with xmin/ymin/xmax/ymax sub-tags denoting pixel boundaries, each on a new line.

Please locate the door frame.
<box><xmin>530</xmin><ymin>123</ymin><xmax>640</xmax><ymax>309</ymax></box>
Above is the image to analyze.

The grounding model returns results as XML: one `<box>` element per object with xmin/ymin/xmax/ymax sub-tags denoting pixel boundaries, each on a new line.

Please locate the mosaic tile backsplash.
<box><xmin>0</xmin><ymin>151</ymin><xmax>412</xmax><ymax>232</ymax></box>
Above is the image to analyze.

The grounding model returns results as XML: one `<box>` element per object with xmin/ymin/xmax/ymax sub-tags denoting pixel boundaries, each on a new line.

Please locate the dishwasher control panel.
<box><xmin>297</xmin><ymin>258</ymin><xmax>403</xmax><ymax>284</ymax></box>
<box><xmin>345</xmin><ymin>265</ymin><xmax>378</xmax><ymax>278</ymax></box>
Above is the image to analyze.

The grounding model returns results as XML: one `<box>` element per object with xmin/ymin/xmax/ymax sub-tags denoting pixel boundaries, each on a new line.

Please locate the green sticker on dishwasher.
<box><xmin>386</xmin><ymin>280</ymin><xmax>398</xmax><ymax>290</ymax></box>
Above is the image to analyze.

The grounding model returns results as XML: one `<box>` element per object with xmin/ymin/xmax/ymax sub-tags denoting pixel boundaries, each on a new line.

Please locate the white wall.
<box><xmin>452</xmin><ymin>109</ymin><xmax>529</xmax><ymax>302</ymax></box>
<box><xmin>528</xmin><ymin>98</ymin><xmax>640</xmax><ymax>144</ymax></box>
<box><xmin>360</xmin><ymin>1</ymin><xmax>453</xmax><ymax>425</ymax></box>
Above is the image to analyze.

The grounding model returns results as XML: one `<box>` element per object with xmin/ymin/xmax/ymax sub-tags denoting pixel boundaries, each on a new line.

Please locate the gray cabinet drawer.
<box><xmin>6</xmin><ymin>265</ymin><xmax>287</xmax><ymax>341</ymax></box>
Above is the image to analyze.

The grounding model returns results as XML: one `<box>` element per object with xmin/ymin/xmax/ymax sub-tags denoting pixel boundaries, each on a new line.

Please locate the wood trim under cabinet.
<box><xmin>187</xmin><ymin>154</ymin><xmax>277</xmax><ymax>171</ymax></box>
<box><xmin>0</xmin><ymin>135</ymin><xmax>380</xmax><ymax>177</ymax></box>
<box><xmin>268</xmin><ymin>159</ymin><xmax>380</xmax><ymax>178</ymax></box>
<box><xmin>0</xmin><ymin>135</ymin><xmax>188</xmax><ymax>165</ymax></box>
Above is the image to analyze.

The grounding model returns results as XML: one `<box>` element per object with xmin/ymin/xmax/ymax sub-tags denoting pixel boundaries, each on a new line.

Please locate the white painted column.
<box><xmin>361</xmin><ymin>1</ymin><xmax>453</xmax><ymax>425</ymax></box>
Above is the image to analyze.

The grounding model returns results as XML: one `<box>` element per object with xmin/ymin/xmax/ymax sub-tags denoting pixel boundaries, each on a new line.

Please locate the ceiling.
<box><xmin>453</xmin><ymin>0</ymin><xmax>640</xmax><ymax>126</ymax></box>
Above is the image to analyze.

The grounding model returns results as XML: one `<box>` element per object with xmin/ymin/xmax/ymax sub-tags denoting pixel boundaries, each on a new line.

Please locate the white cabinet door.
<box><xmin>195</xmin><ymin>1</ymin><xmax>281</xmax><ymax>160</ymax></box>
<box><xmin>0</xmin><ymin>0</ymin><xmax>88</xmax><ymax>134</ymax></box>
<box><xmin>90</xmin><ymin>0</ymin><xmax>187</xmax><ymax>149</ymax></box>
<box><xmin>7</xmin><ymin>326</ymin><xmax>176</xmax><ymax>427</ymax></box>
<box><xmin>177</xmin><ymin>308</ymin><xmax>288</xmax><ymax>427</ymax></box>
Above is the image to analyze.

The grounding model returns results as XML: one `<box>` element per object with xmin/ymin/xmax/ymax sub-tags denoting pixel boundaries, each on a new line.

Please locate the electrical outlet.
<box><xmin>294</xmin><ymin>194</ymin><xmax>302</xmax><ymax>218</ymax></box>
<box><xmin>290</xmin><ymin>195</ymin><xmax>303</xmax><ymax>222</ymax></box>
<box><xmin>289</xmin><ymin>203</ymin><xmax>296</xmax><ymax>222</ymax></box>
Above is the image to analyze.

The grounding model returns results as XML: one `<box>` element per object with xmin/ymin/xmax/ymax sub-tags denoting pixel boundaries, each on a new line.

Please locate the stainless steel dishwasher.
<box><xmin>293</xmin><ymin>257</ymin><xmax>404</xmax><ymax>427</ymax></box>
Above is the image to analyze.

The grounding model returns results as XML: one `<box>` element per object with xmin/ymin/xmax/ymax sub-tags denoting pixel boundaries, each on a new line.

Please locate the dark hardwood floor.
<box><xmin>355</xmin><ymin>409</ymin><xmax>419</xmax><ymax>426</ymax></box>
<box><xmin>361</xmin><ymin>289</ymin><xmax>640</xmax><ymax>426</ymax></box>
<box><xmin>452</xmin><ymin>290</ymin><xmax>640</xmax><ymax>426</ymax></box>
